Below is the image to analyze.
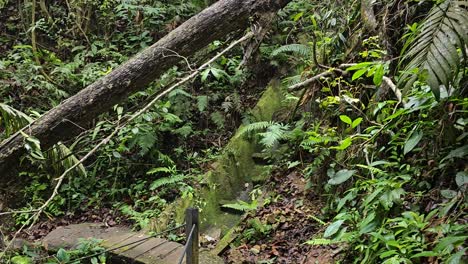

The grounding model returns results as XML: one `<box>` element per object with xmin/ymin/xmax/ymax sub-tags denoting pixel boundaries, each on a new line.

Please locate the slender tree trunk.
<box><xmin>0</xmin><ymin>0</ymin><xmax>291</xmax><ymax>188</ymax></box>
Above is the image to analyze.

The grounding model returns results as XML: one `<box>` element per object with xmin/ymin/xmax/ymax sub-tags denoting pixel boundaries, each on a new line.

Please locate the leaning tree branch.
<box><xmin>0</xmin><ymin>32</ymin><xmax>254</xmax><ymax>257</ymax></box>
<box><xmin>0</xmin><ymin>0</ymin><xmax>291</xmax><ymax>186</ymax></box>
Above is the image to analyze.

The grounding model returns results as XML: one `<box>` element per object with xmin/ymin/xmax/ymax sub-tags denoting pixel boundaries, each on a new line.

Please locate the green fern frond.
<box><xmin>168</xmin><ymin>88</ymin><xmax>193</xmax><ymax>98</ymax></box>
<box><xmin>398</xmin><ymin>0</ymin><xmax>468</xmax><ymax>99</ymax></box>
<box><xmin>222</xmin><ymin>200</ymin><xmax>258</xmax><ymax>212</ymax></box>
<box><xmin>271</xmin><ymin>44</ymin><xmax>313</xmax><ymax>57</ymax></box>
<box><xmin>0</xmin><ymin>103</ymin><xmax>34</xmax><ymax>138</ymax></box>
<box><xmin>282</xmin><ymin>74</ymin><xmax>303</xmax><ymax>86</ymax></box>
<box><xmin>237</xmin><ymin>121</ymin><xmax>290</xmax><ymax>149</ymax></box>
<box><xmin>305</xmin><ymin>238</ymin><xmax>335</xmax><ymax>246</ymax></box>
<box><xmin>147</xmin><ymin>166</ymin><xmax>176</xmax><ymax>175</ymax></box>
<box><xmin>150</xmin><ymin>174</ymin><xmax>186</xmax><ymax>190</ymax></box>
<box><xmin>237</xmin><ymin>121</ymin><xmax>277</xmax><ymax>137</ymax></box>
<box><xmin>259</xmin><ymin>123</ymin><xmax>290</xmax><ymax>148</ymax></box>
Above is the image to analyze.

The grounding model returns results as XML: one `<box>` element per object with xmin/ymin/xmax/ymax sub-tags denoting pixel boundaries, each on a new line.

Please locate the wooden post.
<box><xmin>185</xmin><ymin>208</ymin><xmax>199</xmax><ymax>264</ymax></box>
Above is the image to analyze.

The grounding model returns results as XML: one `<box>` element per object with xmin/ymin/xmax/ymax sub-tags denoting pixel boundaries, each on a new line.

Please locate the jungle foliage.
<box><xmin>0</xmin><ymin>0</ymin><xmax>467</xmax><ymax>263</ymax></box>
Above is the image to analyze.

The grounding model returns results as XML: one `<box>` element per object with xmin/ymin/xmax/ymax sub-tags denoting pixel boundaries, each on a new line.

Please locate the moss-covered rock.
<box><xmin>153</xmin><ymin>79</ymin><xmax>289</xmax><ymax>234</ymax></box>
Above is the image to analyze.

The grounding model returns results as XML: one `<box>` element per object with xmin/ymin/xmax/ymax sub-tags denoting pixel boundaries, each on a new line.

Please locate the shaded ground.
<box><xmin>223</xmin><ymin>170</ymin><xmax>344</xmax><ymax>263</ymax></box>
<box><xmin>17</xmin><ymin>207</ymin><xmax>132</xmax><ymax>241</ymax></box>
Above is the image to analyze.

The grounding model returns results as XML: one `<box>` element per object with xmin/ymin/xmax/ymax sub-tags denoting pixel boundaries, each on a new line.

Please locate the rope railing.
<box><xmin>58</xmin><ymin>207</ymin><xmax>200</xmax><ymax>264</ymax></box>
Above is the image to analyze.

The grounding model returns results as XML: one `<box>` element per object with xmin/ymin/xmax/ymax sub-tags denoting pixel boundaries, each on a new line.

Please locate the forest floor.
<box><xmin>12</xmin><ymin>169</ymin><xmax>342</xmax><ymax>264</ymax></box>
<box><xmin>223</xmin><ymin>170</ymin><xmax>343</xmax><ymax>264</ymax></box>
<box><xmin>16</xmin><ymin>207</ymin><xmax>132</xmax><ymax>242</ymax></box>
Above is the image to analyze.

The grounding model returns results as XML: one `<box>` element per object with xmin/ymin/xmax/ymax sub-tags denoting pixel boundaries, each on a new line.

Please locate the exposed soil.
<box><xmin>223</xmin><ymin>170</ymin><xmax>344</xmax><ymax>263</ymax></box>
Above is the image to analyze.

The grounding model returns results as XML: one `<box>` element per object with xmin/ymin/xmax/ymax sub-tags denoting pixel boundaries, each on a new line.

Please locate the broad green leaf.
<box><xmin>346</xmin><ymin>62</ymin><xmax>373</xmax><ymax>71</ymax></box>
<box><xmin>210</xmin><ymin>68</ymin><xmax>225</xmax><ymax>80</ymax></box>
<box><xmin>11</xmin><ymin>256</ymin><xmax>32</xmax><ymax>264</ymax></box>
<box><xmin>352</xmin><ymin>68</ymin><xmax>367</xmax><ymax>81</ymax></box>
<box><xmin>328</xmin><ymin>169</ymin><xmax>356</xmax><ymax>185</ymax></box>
<box><xmin>292</xmin><ymin>11</ymin><xmax>304</xmax><ymax>21</ymax></box>
<box><xmin>351</xmin><ymin>117</ymin><xmax>363</xmax><ymax>128</ymax></box>
<box><xmin>404</xmin><ymin>130</ymin><xmax>423</xmax><ymax>154</ymax></box>
<box><xmin>373</xmin><ymin>64</ymin><xmax>384</xmax><ymax>86</ymax></box>
<box><xmin>338</xmin><ymin>137</ymin><xmax>352</xmax><ymax>150</ymax></box>
<box><xmin>324</xmin><ymin>220</ymin><xmax>344</xmax><ymax>238</ymax></box>
<box><xmin>339</xmin><ymin>115</ymin><xmax>352</xmax><ymax>125</ymax></box>
<box><xmin>201</xmin><ymin>68</ymin><xmax>210</xmax><ymax>82</ymax></box>
<box><xmin>455</xmin><ymin>171</ymin><xmax>468</xmax><ymax>187</ymax></box>
<box><xmin>379</xmin><ymin>250</ymin><xmax>398</xmax><ymax>259</ymax></box>
<box><xmin>359</xmin><ymin>212</ymin><xmax>376</xmax><ymax>234</ymax></box>
<box><xmin>56</xmin><ymin>248</ymin><xmax>70</xmax><ymax>262</ymax></box>
<box><xmin>442</xmin><ymin>145</ymin><xmax>468</xmax><ymax>161</ymax></box>
<box><xmin>411</xmin><ymin>251</ymin><xmax>438</xmax><ymax>258</ymax></box>
<box><xmin>446</xmin><ymin>249</ymin><xmax>465</xmax><ymax>264</ymax></box>
<box><xmin>440</xmin><ymin>189</ymin><xmax>457</xmax><ymax>199</ymax></box>
<box><xmin>434</xmin><ymin>236</ymin><xmax>467</xmax><ymax>252</ymax></box>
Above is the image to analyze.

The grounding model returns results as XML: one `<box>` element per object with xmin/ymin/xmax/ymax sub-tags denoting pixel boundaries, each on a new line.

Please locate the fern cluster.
<box><xmin>271</xmin><ymin>44</ymin><xmax>313</xmax><ymax>57</ymax></box>
<box><xmin>237</xmin><ymin>121</ymin><xmax>290</xmax><ymax>149</ymax></box>
<box><xmin>150</xmin><ymin>174</ymin><xmax>186</xmax><ymax>190</ymax></box>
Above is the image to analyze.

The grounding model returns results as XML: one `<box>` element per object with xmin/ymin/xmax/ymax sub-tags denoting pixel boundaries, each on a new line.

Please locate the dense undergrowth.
<box><xmin>0</xmin><ymin>0</ymin><xmax>467</xmax><ymax>263</ymax></box>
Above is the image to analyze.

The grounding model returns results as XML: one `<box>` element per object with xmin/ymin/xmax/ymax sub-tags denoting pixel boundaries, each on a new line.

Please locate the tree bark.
<box><xmin>0</xmin><ymin>0</ymin><xmax>291</xmax><ymax>180</ymax></box>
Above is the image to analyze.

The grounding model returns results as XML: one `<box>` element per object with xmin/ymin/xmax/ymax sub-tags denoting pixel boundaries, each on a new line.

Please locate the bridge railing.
<box><xmin>63</xmin><ymin>207</ymin><xmax>200</xmax><ymax>264</ymax></box>
<box><xmin>178</xmin><ymin>208</ymin><xmax>199</xmax><ymax>264</ymax></box>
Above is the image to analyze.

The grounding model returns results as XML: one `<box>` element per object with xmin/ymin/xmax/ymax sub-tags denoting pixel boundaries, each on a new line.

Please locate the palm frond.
<box><xmin>0</xmin><ymin>103</ymin><xmax>34</xmax><ymax>138</ymax></box>
<box><xmin>271</xmin><ymin>44</ymin><xmax>313</xmax><ymax>57</ymax></box>
<box><xmin>47</xmin><ymin>142</ymin><xmax>87</xmax><ymax>177</ymax></box>
<box><xmin>398</xmin><ymin>0</ymin><xmax>468</xmax><ymax>99</ymax></box>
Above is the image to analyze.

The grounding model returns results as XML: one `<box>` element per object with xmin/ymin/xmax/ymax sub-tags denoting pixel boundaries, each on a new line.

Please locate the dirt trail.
<box><xmin>223</xmin><ymin>171</ymin><xmax>343</xmax><ymax>263</ymax></box>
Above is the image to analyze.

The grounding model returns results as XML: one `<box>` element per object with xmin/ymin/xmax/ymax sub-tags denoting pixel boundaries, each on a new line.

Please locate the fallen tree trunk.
<box><xmin>0</xmin><ymin>0</ymin><xmax>291</xmax><ymax>180</ymax></box>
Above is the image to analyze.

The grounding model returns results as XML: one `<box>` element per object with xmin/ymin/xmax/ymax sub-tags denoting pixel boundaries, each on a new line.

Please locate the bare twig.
<box><xmin>159</xmin><ymin>47</ymin><xmax>194</xmax><ymax>71</ymax></box>
<box><xmin>288</xmin><ymin>71</ymin><xmax>334</xmax><ymax>91</ymax></box>
<box><xmin>288</xmin><ymin>64</ymin><xmax>353</xmax><ymax>92</ymax></box>
<box><xmin>382</xmin><ymin>76</ymin><xmax>402</xmax><ymax>103</ymax></box>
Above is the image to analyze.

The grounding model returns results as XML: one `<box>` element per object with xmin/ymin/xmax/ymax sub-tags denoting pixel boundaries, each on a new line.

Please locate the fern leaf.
<box><xmin>147</xmin><ymin>166</ymin><xmax>176</xmax><ymax>175</ymax></box>
<box><xmin>197</xmin><ymin>95</ymin><xmax>209</xmax><ymax>112</ymax></box>
<box><xmin>271</xmin><ymin>44</ymin><xmax>313</xmax><ymax>57</ymax></box>
<box><xmin>222</xmin><ymin>200</ymin><xmax>257</xmax><ymax>212</ymax></box>
<box><xmin>237</xmin><ymin>121</ymin><xmax>290</xmax><ymax>149</ymax></box>
<box><xmin>305</xmin><ymin>238</ymin><xmax>335</xmax><ymax>245</ymax></box>
<box><xmin>150</xmin><ymin>174</ymin><xmax>186</xmax><ymax>190</ymax></box>
<box><xmin>258</xmin><ymin>123</ymin><xmax>290</xmax><ymax>148</ymax></box>
<box><xmin>237</xmin><ymin>121</ymin><xmax>276</xmax><ymax>137</ymax></box>
<box><xmin>399</xmin><ymin>0</ymin><xmax>468</xmax><ymax>99</ymax></box>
